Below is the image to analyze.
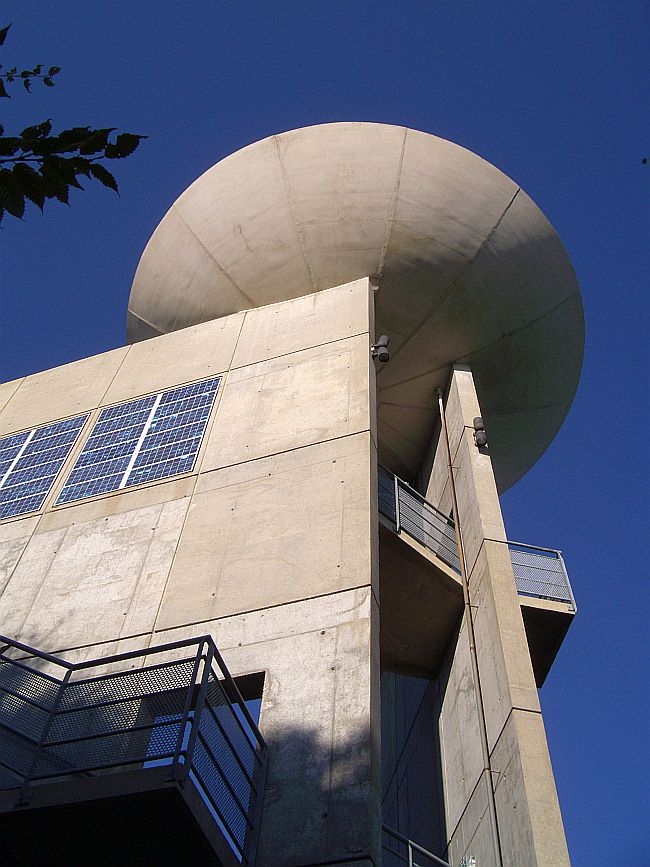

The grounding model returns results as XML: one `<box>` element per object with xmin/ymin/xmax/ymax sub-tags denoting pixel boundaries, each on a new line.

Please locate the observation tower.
<box><xmin>0</xmin><ymin>123</ymin><xmax>582</xmax><ymax>867</ymax></box>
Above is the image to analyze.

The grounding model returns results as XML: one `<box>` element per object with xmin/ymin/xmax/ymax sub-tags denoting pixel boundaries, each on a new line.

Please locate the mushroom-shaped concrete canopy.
<box><xmin>129</xmin><ymin>123</ymin><xmax>583</xmax><ymax>492</ymax></box>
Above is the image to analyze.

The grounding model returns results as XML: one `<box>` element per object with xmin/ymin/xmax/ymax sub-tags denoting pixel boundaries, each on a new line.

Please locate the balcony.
<box><xmin>0</xmin><ymin>635</ymin><xmax>267</xmax><ymax>867</ymax></box>
<box><xmin>378</xmin><ymin>466</ymin><xmax>576</xmax><ymax>684</ymax></box>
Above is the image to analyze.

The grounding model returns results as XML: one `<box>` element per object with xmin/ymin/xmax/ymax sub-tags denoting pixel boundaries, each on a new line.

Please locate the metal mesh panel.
<box><xmin>193</xmin><ymin>737</ymin><xmax>248</xmax><ymax>854</ymax></box>
<box><xmin>60</xmin><ymin>659</ymin><xmax>195</xmax><ymax>710</ymax></box>
<box><xmin>0</xmin><ymin>660</ymin><xmax>61</xmax><ymax>707</ymax></box>
<box><xmin>188</xmin><ymin>671</ymin><xmax>261</xmax><ymax>858</ymax></box>
<box><xmin>397</xmin><ymin>484</ymin><xmax>459</xmax><ymax>572</ymax></box>
<box><xmin>33</xmin><ymin>725</ymin><xmax>157</xmax><ymax>776</ymax></box>
<box><xmin>30</xmin><ymin>661</ymin><xmax>196</xmax><ymax>778</ymax></box>
<box><xmin>0</xmin><ymin>635</ymin><xmax>267</xmax><ymax>864</ymax></box>
<box><xmin>0</xmin><ymin>725</ymin><xmax>41</xmax><ymax>779</ymax></box>
<box><xmin>378</xmin><ymin>466</ymin><xmax>460</xmax><ymax>573</ymax></box>
<box><xmin>378</xmin><ymin>466</ymin><xmax>397</xmax><ymax>524</ymax></box>
<box><xmin>509</xmin><ymin>546</ymin><xmax>574</xmax><ymax>606</ymax></box>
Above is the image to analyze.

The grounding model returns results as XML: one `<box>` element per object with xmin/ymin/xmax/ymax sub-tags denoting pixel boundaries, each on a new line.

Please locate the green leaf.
<box><xmin>70</xmin><ymin>156</ymin><xmax>93</xmax><ymax>178</ymax></box>
<box><xmin>104</xmin><ymin>132</ymin><xmax>144</xmax><ymax>159</ymax></box>
<box><xmin>42</xmin><ymin>154</ymin><xmax>78</xmax><ymax>187</ymax></box>
<box><xmin>89</xmin><ymin>162</ymin><xmax>119</xmax><ymax>193</ymax></box>
<box><xmin>57</xmin><ymin>127</ymin><xmax>93</xmax><ymax>153</ymax></box>
<box><xmin>43</xmin><ymin>77</ymin><xmax>55</xmax><ymax>87</ymax></box>
<box><xmin>0</xmin><ymin>25</ymin><xmax>10</xmax><ymax>48</ymax></box>
<box><xmin>23</xmin><ymin>77</ymin><xmax>31</xmax><ymax>93</ymax></box>
<box><xmin>32</xmin><ymin>65</ymin><xmax>42</xmax><ymax>75</ymax></box>
<box><xmin>47</xmin><ymin>66</ymin><xmax>61</xmax><ymax>76</ymax></box>
<box><xmin>0</xmin><ymin>137</ymin><xmax>21</xmax><ymax>156</ymax></box>
<box><xmin>0</xmin><ymin>168</ymin><xmax>25</xmax><ymax>219</ymax></box>
<box><xmin>0</xmin><ymin>79</ymin><xmax>8</xmax><ymax>98</ymax></box>
<box><xmin>21</xmin><ymin>120</ymin><xmax>52</xmax><ymax>140</ymax></box>
<box><xmin>13</xmin><ymin>163</ymin><xmax>45</xmax><ymax>210</ymax></box>
<box><xmin>40</xmin><ymin>172</ymin><xmax>69</xmax><ymax>204</ymax></box>
<box><xmin>78</xmin><ymin>128</ymin><xmax>114</xmax><ymax>155</ymax></box>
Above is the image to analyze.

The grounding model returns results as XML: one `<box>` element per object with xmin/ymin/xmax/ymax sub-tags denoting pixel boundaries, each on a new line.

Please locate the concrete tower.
<box><xmin>0</xmin><ymin>123</ymin><xmax>582</xmax><ymax>867</ymax></box>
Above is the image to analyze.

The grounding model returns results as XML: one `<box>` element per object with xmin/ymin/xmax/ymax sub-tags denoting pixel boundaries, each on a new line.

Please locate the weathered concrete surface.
<box><xmin>0</xmin><ymin>378</ymin><xmax>23</xmax><ymax>415</ymax></box>
<box><xmin>0</xmin><ymin>277</ymin><xmax>380</xmax><ymax>867</ymax></box>
<box><xmin>519</xmin><ymin>598</ymin><xmax>575</xmax><ymax>687</ymax></box>
<box><xmin>0</xmin><ymin>498</ymin><xmax>189</xmax><ymax>649</ymax></box>
<box><xmin>102</xmin><ymin>311</ymin><xmax>245</xmax><ymax>405</ymax></box>
<box><xmin>0</xmin><ymin>515</ymin><xmax>38</xmax><ymax>596</ymax></box>
<box><xmin>129</xmin><ymin>122</ymin><xmax>584</xmax><ymax>492</ymax></box>
<box><xmin>0</xmin><ymin>348</ymin><xmax>128</xmax><ymax>436</ymax></box>
<box><xmin>423</xmin><ymin>366</ymin><xmax>570</xmax><ymax>866</ymax></box>
<box><xmin>201</xmin><ymin>333</ymin><xmax>371</xmax><ymax>472</ymax></box>
<box><xmin>492</xmin><ymin>710</ymin><xmax>570</xmax><ymax>866</ymax></box>
<box><xmin>156</xmin><ymin>433</ymin><xmax>375</xmax><ymax>629</ymax></box>
<box><xmin>147</xmin><ymin>587</ymin><xmax>380</xmax><ymax>867</ymax></box>
<box><xmin>378</xmin><ymin>520</ymin><xmax>463</xmax><ymax>677</ymax></box>
<box><xmin>231</xmin><ymin>277</ymin><xmax>371</xmax><ymax>368</ymax></box>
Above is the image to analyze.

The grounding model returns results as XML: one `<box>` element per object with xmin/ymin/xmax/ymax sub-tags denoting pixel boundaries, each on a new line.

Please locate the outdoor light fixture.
<box><xmin>371</xmin><ymin>334</ymin><xmax>390</xmax><ymax>362</ymax></box>
<box><xmin>473</xmin><ymin>417</ymin><xmax>488</xmax><ymax>448</ymax></box>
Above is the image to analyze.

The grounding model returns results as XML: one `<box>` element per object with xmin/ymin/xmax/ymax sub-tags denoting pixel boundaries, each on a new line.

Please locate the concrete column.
<box><xmin>429</xmin><ymin>365</ymin><xmax>569</xmax><ymax>867</ymax></box>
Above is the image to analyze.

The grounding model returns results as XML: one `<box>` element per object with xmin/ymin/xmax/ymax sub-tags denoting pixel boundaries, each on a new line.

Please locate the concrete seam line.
<box><xmin>273</xmin><ymin>133</ymin><xmax>318</xmax><ymax>293</ymax></box>
<box><xmin>377</xmin><ymin>126</ymin><xmax>407</xmax><ymax>277</ymax></box>
<box><xmin>173</xmin><ymin>205</ymin><xmax>257</xmax><ymax>309</ymax></box>
<box><xmin>150</xmin><ymin>584</ymin><xmax>374</xmax><ymax>638</ymax></box>
<box><xmin>228</xmin><ymin>328</ymin><xmax>371</xmax><ymax>373</ymax></box>
<box><xmin>126</xmin><ymin>309</ymin><xmax>165</xmax><ymax>335</ymax></box>
<box><xmin>195</xmin><ymin>428</ymin><xmax>373</xmax><ymax>481</ymax></box>
<box><xmin>376</xmin><ymin>187</ymin><xmax>522</xmax><ymax>370</ymax></box>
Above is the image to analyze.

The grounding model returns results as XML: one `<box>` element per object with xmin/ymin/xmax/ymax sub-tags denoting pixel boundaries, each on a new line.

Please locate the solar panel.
<box><xmin>0</xmin><ymin>415</ymin><xmax>89</xmax><ymax>519</ymax></box>
<box><xmin>56</xmin><ymin>378</ymin><xmax>220</xmax><ymax>505</ymax></box>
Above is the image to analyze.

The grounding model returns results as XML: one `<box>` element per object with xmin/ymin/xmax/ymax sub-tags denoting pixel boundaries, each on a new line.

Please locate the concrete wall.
<box><xmin>0</xmin><ymin>277</ymin><xmax>381</xmax><ymax>867</ymax></box>
<box><xmin>421</xmin><ymin>366</ymin><xmax>570</xmax><ymax>867</ymax></box>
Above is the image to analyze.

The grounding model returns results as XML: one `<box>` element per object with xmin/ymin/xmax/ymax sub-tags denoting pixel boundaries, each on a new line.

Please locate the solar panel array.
<box><xmin>0</xmin><ymin>415</ymin><xmax>88</xmax><ymax>519</ymax></box>
<box><xmin>56</xmin><ymin>378</ymin><xmax>221</xmax><ymax>505</ymax></box>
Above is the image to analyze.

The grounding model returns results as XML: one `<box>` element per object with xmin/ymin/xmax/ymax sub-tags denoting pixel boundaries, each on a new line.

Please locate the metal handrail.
<box><xmin>382</xmin><ymin>824</ymin><xmax>451</xmax><ymax>867</ymax></box>
<box><xmin>378</xmin><ymin>465</ymin><xmax>460</xmax><ymax>573</ymax></box>
<box><xmin>378</xmin><ymin>467</ymin><xmax>576</xmax><ymax>609</ymax></box>
<box><xmin>0</xmin><ymin>633</ymin><xmax>267</xmax><ymax>864</ymax></box>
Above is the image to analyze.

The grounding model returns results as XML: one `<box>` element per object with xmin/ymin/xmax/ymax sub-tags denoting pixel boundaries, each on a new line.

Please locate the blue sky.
<box><xmin>1</xmin><ymin>2</ymin><xmax>649</xmax><ymax>862</ymax></box>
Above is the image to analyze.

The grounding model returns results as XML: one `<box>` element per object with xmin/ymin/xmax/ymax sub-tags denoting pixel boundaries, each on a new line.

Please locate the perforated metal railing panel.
<box><xmin>378</xmin><ymin>466</ymin><xmax>460</xmax><ymax>572</ymax></box>
<box><xmin>508</xmin><ymin>545</ymin><xmax>575</xmax><ymax>608</ymax></box>
<box><xmin>0</xmin><ymin>635</ymin><xmax>267</xmax><ymax>865</ymax></box>
<box><xmin>378</xmin><ymin>466</ymin><xmax>575</xmax><ymax>608</ymax></box>
<box><xmin>193</xmin><ymin>673</ymin><xmax>259</xmax><ymax>852</ymax></box>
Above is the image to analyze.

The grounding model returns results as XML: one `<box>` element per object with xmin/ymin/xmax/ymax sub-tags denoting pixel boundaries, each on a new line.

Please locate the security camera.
<box><xmin>371</xmin><ymin>335</ymin><xmax>390</xmax><ymax>363</ymax></box>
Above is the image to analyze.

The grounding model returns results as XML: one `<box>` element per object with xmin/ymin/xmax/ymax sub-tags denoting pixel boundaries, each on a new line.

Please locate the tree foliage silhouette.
<box><xmin>0</xmin><ymin>24</ymin><xmax>145</xmax><ymax>224</ymax></box>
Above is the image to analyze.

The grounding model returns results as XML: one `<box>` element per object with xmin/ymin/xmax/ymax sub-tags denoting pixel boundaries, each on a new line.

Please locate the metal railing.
<box><xmin>507</xmin><ymin>542</ymin><xmax>576</xmax><ymax>611</ymax></box>
<box><xmin>0</xmin><ymin>634</ymin><xmax>267</xmax><ymax>864</ymax></box>
<box><xmin>378</xmin><ymin>465</ymin><xmax>460</xmax><ymax>572</ymax></box>
<box><xmin>382</xmin><ymin>824</ymin><xmax>451</xmax><ymax>867</ymax></box>
<box><xmin>378</xmin><ymin>466</ymin><xmax>575</xmax><ymax>609</ymax></box>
